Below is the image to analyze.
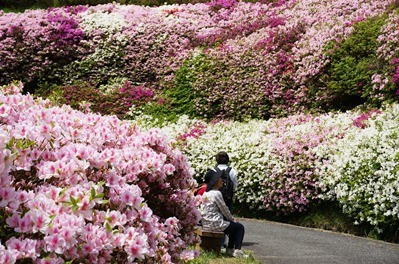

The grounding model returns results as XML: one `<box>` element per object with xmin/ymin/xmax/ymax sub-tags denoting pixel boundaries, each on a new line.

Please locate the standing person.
<box><xmin>200</xmin><ymin>170</ymin><xmax>248</xmax><ymax>258</ymax></box>
<box><xmin>214</xmin><ymin>151</ymin><xmax>238</xmax><ymax>250</ymax></box>
<box><xmin>215</xmin><ymin>151</ymin><xmax>238</xmax><ymax>212</ymax></box>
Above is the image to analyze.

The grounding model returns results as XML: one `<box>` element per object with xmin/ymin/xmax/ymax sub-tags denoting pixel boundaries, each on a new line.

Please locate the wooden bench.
<box><xmin>195</xmin><ymin>227</ymin><xmax>224</xmax><ymax>253</ymax></box>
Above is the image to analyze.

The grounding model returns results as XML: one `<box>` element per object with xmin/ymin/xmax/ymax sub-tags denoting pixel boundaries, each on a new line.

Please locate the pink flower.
<box><xmin>6</xmin><ymin>237</ymin><xmax>25</xmax><ymax>253</ymax></box>
<box><xmin>15</xmin><ymin>215</ymin><xmax>33</xmax><ymax>233</ymax></box>
<box><xmin>0</xmin><ymin>188</ymin><xmax>15</xmax><ymax>207</ymax></box>
<box><xmin>81</xmin><ymin>242</ymin><xmax>95</xmax><ymax>255</ymax></box>
<box><xmin>139</xmin><ymin>205</ymin><xmax>153</xmax><ymax>222</ymax></box>
<box><xmin>164</xmin><ymin>217</ymin><xmax>179</xmax><ymax>234</ymax></box>
<box><xmin>104</xmin><ymin>210</ymin><xmax>127</xmax><ymax>228</ymax></box>
<box><xmin>6</xmin><ymin>214</ymin><xmax>19</xmax><ymax>228</ymax></box>
<box><xmin>120</xmin><ymin>190</ymin><xmax>134</xmax><ymax>205</ymax></box>
<box><xmin>16</xmin><ymin>190</ymin><xmax>33</xmax><ymax>203</ymax></box>
<box><xmin>106</xmin><ymin>172</ymin><xmax>122</xmax><ymax>187</ymax></box>
<box><xmin>125</xmin><ymin>232</ymin><xmax>149</xmax><ymax>261</ymax></box>
<box><xmin>0</xmin><ymin>247</ymin><xmax>17</xmax><ymax>264</ymax></box>
<box><xmin>31</xmin><ymin>212</ymin><xmax>50</xmax><ymax>233</ymax></box>
<box><xmin>163</xmin><ymin>163</ymin><xmax>175</xmax><ymax>175</ymax></box>
<box><xmin>44</xmin><ymin>234</ymin><xmax>66</xmax><ymax>254</ymax></box>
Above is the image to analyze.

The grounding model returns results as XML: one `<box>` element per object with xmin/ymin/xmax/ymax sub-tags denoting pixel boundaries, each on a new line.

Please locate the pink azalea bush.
<box><xmin>259</xmin><ymin>114</ymin><xmax>344</xmax><ymax>213</ymax></box>
<box><xmin>374</xmin><ymin>10</ymin><xmax>399</xmax><ymax>101</ymax></box>
<box><xmin>0</xmin><ymin>83</ymin><xmax>200</xmax><ymax>263</ymax></box>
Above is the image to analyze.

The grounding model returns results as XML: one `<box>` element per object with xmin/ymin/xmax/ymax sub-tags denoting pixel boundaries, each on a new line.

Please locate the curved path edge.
<box><xmin>239</xmin><ymin>218</ymin><xmax>399</xmax><ymax>264</ymax></box>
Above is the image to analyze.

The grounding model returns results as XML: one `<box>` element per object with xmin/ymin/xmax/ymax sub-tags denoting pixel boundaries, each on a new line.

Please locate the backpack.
<box><xmin>216</xmin><ymin>166</ymin><xmax>233</xmax><ymax>202</ymax></box>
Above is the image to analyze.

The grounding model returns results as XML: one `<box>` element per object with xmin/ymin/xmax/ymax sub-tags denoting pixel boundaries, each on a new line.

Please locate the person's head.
<box><xmin>205</xmin><ymin>169</ymin><xmax>224</xmax><ymax>192</ymax></box>
<box><xmin>215</xmin><ymin>151</ymin><xmax>229</xmax><ymax>165</ymax></box>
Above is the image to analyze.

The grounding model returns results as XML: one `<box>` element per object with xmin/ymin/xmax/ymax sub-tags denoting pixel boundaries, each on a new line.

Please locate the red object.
<box><xmin>195</xmin><ymin>184</ymin><xmax>207</xmax><ymax>196</ymax></box>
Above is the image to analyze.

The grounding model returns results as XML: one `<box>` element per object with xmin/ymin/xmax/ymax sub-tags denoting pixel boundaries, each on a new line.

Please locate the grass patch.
<box><xmin>235</xmin><ymin>201</ymin><xmax>365</xmax><ymax>236</ymax></box>
<box><xmin>289</xmin><ymin>202</ymin><xmax>356</xmax><ymax>233</ymax></box>
<box><xmin>188</xmin><ymin>249</ymin><xmax>262</xmax><ymax>264</ymax></box>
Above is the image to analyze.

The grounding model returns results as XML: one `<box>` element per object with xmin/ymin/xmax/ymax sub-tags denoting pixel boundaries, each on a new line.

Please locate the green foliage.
<box><xmin>140</xmin><ymin>54</ymin><xmax>211</xmax><ymax>123</ymax></box>
<box><xmin>167</xmin><ymin>57</ymin><xmax>202</xmax><ymax>117</ymax></box>
<box><xmin>140</xmin><ymin>98</ymin><xmax>181</xmax><ymax>124</ymax></box>
<box><xmin>286</xmin><ymin>201</ymin><xmax>361</xmax><ymax>233</ymax></box>
<box><xmin>43</xmin><ymin>81</ymin><xmax>155</xmax><ymax>119</ymax></box>
<box><xmin>188</xmin><ymin>249</ymin><xmax>261</xmax><ymax>264</ymax></box>
<box><xmin>308</xmin><ymin>15</ymin><xmax>388</xmax><ymax>111</ymax></box>
<box><xmin>187</xmin><ymin>53</ymin><xmax>222</xmax><ymax>119</ymax></box>
<box><xmin>186</xmin><ymin>51</ymin><xmax>260</xmax><ymax>120</ymax></box>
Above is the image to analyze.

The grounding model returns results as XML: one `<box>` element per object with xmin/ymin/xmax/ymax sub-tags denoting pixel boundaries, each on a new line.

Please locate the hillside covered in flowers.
<box><xmin>1</xmin><ymin>0</ymin><xmax>399</xmax><ymax>120</ymax></box>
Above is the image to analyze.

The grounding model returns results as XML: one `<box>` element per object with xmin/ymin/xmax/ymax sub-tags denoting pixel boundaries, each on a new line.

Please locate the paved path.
<box><xmin>239</xmin><ymin>218</ymin><xmax>399</xmax><ymax>264</ymax></box>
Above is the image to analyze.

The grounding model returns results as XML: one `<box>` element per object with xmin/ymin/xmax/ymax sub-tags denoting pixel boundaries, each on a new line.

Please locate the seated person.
<box><xmin>200</xmin><ymin>170</ymin><xmax>248</xmax><ymax>258</ymax></box>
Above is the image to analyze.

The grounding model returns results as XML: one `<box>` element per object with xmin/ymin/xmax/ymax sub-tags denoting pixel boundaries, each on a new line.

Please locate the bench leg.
<box><xmin>197</xmin><ymin>236</ymin><xmax>222</xmax><ymax>253</ymax></box>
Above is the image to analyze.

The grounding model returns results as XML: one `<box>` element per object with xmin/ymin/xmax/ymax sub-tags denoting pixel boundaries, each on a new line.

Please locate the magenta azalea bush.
<box><xmin>0</xmin><ymin>83</ymin><xmax>200</xmax><ymax>264</ymax></box>
<box><xmin>1</xmin><ymin>0</ymin><xmax>398</xmax><ymax>119</ymax></box>
<box><xmin>0</xmin><ymin>6</ymin><xmax>88</xmax><ymax>89</ymax></box>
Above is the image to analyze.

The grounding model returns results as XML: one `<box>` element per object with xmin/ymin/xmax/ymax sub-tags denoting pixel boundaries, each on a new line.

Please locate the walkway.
<box><xmin>239</xmin><ymin>218</ymin><xmax>399</xmax><ymax>264</ymax></box>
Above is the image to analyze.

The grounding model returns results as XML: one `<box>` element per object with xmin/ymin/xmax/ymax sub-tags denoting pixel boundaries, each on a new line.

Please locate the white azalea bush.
<box><xmin>317</xmin><ymin>105</ymin><xmax>399</xmax><ymax>229</ymax></box>
<box><xmin>145</xmin><ymin>106</ymin><xmax>399</xmax><ymax>233</ymax></box>
<box><xmin>182</xmin><ymin>119</ymin><xmax>272</xmax><ymax>209</ymax></box>
<box><xmin>147</xmin><ymin>112</ymin><xmax>357</xmax><ymax>214</ymax></box>
<box><xmin>0</xmin><ymin>83</ymin><xmax>200</xmax><ymax>264</ymax></box>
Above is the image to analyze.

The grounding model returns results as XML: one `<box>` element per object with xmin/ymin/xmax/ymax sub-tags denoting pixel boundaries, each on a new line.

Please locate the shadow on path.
<box><xmin>239</xmin><ymin>218</ymin><xmax>399</xmax><ymax>264</ymax></box>
<box><xmin>242</xmin><ymin>242</ymin><xmax>259</xmax><ymax>247</ymax></box>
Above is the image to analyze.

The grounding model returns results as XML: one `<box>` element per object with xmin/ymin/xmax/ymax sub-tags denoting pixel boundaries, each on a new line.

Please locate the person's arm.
<box><xmin>214</xmin><ymin>191</ymin><xmax>235</xmax><ymax>222</ymax></box>
<box><xmin>230</xmin><ymin>168</ymin><xmax>238</xmax><ymax>189</ymax></box>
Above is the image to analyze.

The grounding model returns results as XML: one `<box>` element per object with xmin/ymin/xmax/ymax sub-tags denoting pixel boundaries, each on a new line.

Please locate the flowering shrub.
<box><xmin>0</xmin><ymin>7</ymin><xmax>88</xmax><ymax>91</ymax></box>
<box><xmin>316</xmin><ymin>104</ymin><xmax>399</xmax><ymax>231</ymax></box>
<box><xmin>163</xmin><ymin>113</ymin><xmax>358</xmax><ymax>214</ymax></box>
<box><xmin>47</xmin><ymin>81</ymin><xmax>155</xmax><ymax>119</ymax></box>
<box><xmin>373</xmin><ymin>9</ymin><xmax>399</xmax><ymax>103</ymax></box>
<box><xmin>0</xmin><ymin>83</ymin><xmax>200</xmax><ymax>263</ymax></box>
<box><xmin>127</xmin><ymin>98</ymin><xmax>399</xmax><ymax>235</ymax></box>
<box><xmin>137</xmin><ymin>108</ymin><xmax>399</xmax><ymax>224</ymax></box>
<box><xmin>352</xmin><ymin>109</ymin><xmax>382</xmax><ymax>128</ymax></box>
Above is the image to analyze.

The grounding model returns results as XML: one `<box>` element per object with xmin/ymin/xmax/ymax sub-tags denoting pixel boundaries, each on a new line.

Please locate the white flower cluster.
<box><xmin>139</xmin><ymin>104</ymin><xmax>399</xmax><ymax>228</ymax></box>
<box><xmin>79</xmin><ymin>10</ymin><xmax>127</xmax><ymax>35</ymax></box>
<box><xmin>317</xmin><ymin>104</ymin><xmax>399</xmax><ymax>227</ymax></box>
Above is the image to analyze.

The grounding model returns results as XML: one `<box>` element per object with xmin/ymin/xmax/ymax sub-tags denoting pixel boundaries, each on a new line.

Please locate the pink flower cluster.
<box><xmin>0</xmin><ymin>83</ymin><xmax>200</xmax><ymax>263</ymax></box>
<box><xmin>175</xmin><ymin>122</ymin><xmax>207</xmax><ymax>149</ymax></box>
<box><xmin>262</xmin><ymin>114</ymin><xmax>345</xmax><ymax>213</ymax></box>
<box><xmin>0</xmin><ymin>7</ymin><xmax>88</xmax><ymax>88</ymax></box>
<box><xmin>352</xmin><ymin>109</ymin><xmax>381</xmax><ymax>128</ymax></box>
